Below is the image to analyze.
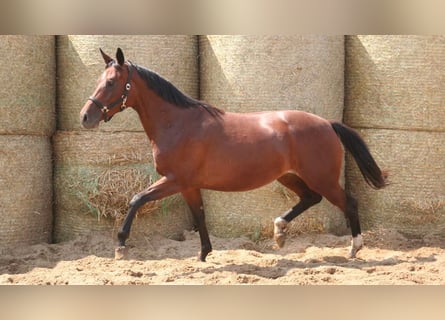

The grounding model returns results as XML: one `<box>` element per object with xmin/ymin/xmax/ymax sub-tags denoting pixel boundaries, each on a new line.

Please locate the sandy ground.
<box><xmin>1</xmin><ymin>229</ymin><xmax>444</xmax><ymax>285</ymax></box>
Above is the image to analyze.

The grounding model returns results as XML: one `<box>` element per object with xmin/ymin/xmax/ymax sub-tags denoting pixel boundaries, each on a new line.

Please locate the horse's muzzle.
<box><xmin>80</xmin><ymin>106</ymin><xmax>100</xmax><ymax>129</ymax></box>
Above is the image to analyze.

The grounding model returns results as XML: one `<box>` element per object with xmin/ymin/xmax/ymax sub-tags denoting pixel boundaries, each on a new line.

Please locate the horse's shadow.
<box><xmin>1</xmin><ymin>230</ymin><xmax>440</xmax><ymax>281</ymax></box>
<box><xmin>181</xmin><ymin>251</ymin><xmax>429</xmax><ymax>282</ymax></box>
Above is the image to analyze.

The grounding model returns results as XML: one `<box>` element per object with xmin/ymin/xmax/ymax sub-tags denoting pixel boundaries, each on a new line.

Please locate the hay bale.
<box><xmin>200</xmin><ymin>35</ymin><xmax>344</xmax><ymax>119</ymax></box>
<box><xmin>345</xmin><ymin>35</ymin><xmax>445</xmax><ymax>237</ymax></box>
<box><xmin>0</xmin><ymin>35</ymin><xmax>55</xmax><ymax>136</ymax></box>
<box><xmin>53</xmin><ymin>131</ymin><xmax>192</xmax><ymax>242</ymax></box>
<box><xmin>199</xmin><ymin>35</ymin><xmax>347</xmax><ymax>238</ymax></box>
<box><xmin>345</xmin><ymin>129</ymin><xmax>445</xmax><ymax>238</ymax></box>
<box><xmin>345</xmin><ymin>35</ymin><xmax>445</xmax><ymax>131</ymax></box>
<box><xmin>0</xmin><ymin>136</ymin><xmax>52</xmax><ymax>251</ymax></box>
<box><xmin>56</xmin><ymin>35</ymin><xmax>198</xmax><ymax>131</ymax></box>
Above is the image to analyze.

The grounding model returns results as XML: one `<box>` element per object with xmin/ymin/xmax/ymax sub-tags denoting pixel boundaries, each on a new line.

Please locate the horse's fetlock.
<box><xmin>274</xmin><ymin>217</ymin><xmax>288</xmax><ymax>232</ymax></box>
<box><xmin>349</xmin><ymin>234</ymin><xmax>364</xmax><ymax>258</ymax></box>
<box><xmin>274</xmin><ymin>217</ymin><xmax>288</xmax><ymax>248</ymax></box>
<box><xmin>199</xmin><ymin>245</ymin><xmax>212</xmax><ymax>262</ymax></box>
<box><xmin>118</xmin><ymin>230</ymin><xmax>129</xmax><ymax>245</ymax></box>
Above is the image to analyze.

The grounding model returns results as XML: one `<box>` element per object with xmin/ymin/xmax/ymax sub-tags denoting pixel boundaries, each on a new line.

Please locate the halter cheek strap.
<box><xmin>88</xmin><ymin>62</ymin><xmax>133</xmax><ymax>122</ymax></box>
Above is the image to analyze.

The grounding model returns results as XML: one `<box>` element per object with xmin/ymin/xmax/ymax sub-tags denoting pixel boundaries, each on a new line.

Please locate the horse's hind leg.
<box><xmin>274</xmin><ymin>173</ymin><xmax>322</xmax><ymax>248</ymax></box>
<box><xmin>181</xmin><ymin>188</ymin><xmax>212</xmax><ymax>262</ymax></box>
<box><xmin>318</xmin><ymin>185</ymin><xmax>363</xmax><ymax>258</ymax></box>
<box><xmin>345</xmin><ymin>194</ymin><xmax>363</xmax><ymax>258</ymax></box>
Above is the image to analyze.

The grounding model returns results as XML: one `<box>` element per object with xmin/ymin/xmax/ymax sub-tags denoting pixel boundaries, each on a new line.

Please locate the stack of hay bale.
<box><xmin>0</xmin><ymin>36</ymin><xmax>55</xmax><ymax>251</ymax></box>
<box><xmin>53</xmin><ymin>35</ymin><xmax>199</xmax><ymax>242</ymax></box>
<box><xmin>345</xmin><ymin>35</ymin><xmax>445</xmax><ymax>237</ymax></box>
<box><xmin>199</xmin><ymin>35</ymin><xmax>346</xmax><ymax>239</ymax></box>
<box><xmin>5</xmin><ymin>35</ymin><xmax>442</xmax><ymax>251</ymax></box>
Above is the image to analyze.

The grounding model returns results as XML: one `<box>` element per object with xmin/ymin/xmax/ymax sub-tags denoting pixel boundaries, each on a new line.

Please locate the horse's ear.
<box><xmin>116</xmin><ymin>48</ymin><xmax>125</xmax><ymax>66</ymax></box>
<box><xmin>100</xmin><ymin>48</ymin><xmax>114</xmax><ymax>65</ymax></box>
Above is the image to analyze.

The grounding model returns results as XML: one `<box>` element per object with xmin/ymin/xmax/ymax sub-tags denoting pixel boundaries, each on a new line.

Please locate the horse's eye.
<box><xmin>106</xmin><ymin>79</ymin><xmax>114</xmax><ymax>87</ymax></box>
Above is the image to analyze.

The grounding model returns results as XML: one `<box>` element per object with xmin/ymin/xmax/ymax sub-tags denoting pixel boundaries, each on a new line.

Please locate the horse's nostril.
<box><xmin>82</xmin><ymin>113</ymin><xmax>88</xmax><ymax>124</ymax></box>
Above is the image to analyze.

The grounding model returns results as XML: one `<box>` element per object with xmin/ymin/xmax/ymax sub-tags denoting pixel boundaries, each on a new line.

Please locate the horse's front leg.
<box><xmin>181</xmin><ymin>188</ymin><xmax>212</xmax><ymax>262</ymax></box>
<box><xmin>115</xmin><ymin>176</ymin><xmax>181</xmax><ymax>260</ymax></box>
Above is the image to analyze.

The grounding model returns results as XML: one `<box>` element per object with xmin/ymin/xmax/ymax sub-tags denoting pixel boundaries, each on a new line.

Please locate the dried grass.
<box><xmin>0</xmin><ymin>135</ymin><xmax>53</xmax><ymax>250</ymax></box>
<box><xmin>345</xmin><ymin>129</ymin><xmax>445</xmax><ymax>237</ymax></box>
<box><xmin>53</xmin><ymin>131</ymin><xmax>152</xmax><ymax>165</ymax></box>
<box><xmin>53</xmin><ymin>131</ymin><xmax>156</xmax><ymax>222</ymax></box>
<box><xmin>345</xmin><ymin>36</ymin><xmax>445</xmax><ymax>237</ymax></box>
<box><xmin>0</xmin><ymin>35</ymin><xmax>55</xmax><ymax>136</ymax></box>
<box><xmin>345</xmin><ymin>35</ymin><xmax>445</xmax><ymax>131</ymax></box>
<box><xmin>199</xmin><ymin>35</ymin><xmax>344</xmax><ymax>120</ymax></box>
<box><xmin>53</xmin><ymin>131</ymin><xmax>191</xmax><ymax>242</ymax></box>
<box><xmin>56</xmin><ymin>35</ymin><xmax>198</xmax><ymax>131</ymax></box>
<box><xmin>86</xmin><ymin>167</ymin><xmax>160</xmax><ymax>221</ymax></box>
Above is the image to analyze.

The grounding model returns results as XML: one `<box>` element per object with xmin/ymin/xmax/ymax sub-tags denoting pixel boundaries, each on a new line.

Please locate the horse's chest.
<box><xmin>152</xmin><ymin>149</ymin><xmax>172</xmax><ymax>176</ymax></box>
<box><xmin>151</xmin><ymin>144</ymin><xmax>187</xmax><ymax>177</ymax></box>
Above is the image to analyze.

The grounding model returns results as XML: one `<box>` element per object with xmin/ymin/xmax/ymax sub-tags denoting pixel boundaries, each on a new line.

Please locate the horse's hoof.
<box><xmin>273</xmin><ymin>217</ymin><xmax>288</xmax><ymax>248</ymax></box>
<box><xmin>115</xmin><ymin>246</ymin><xmax>129</xmax><ymax>260</ymax></box>
<box><xmin>198</xmin><ymin>247</ymin><xmax>212</xmax><ymax>262</ymax></box>
<box><xmin>349</xmin><ymin>248</ymin><xmax>358</xmax><ymax>259</ymax></box>
<box><xmin>349</xmin><ymin>245</ymin><xmax>363</xmax><ymax>259</ymax></box>
<box><xmin>274</xmin><ymin>232</ymin><xmax>286</xmax><ymax>248</ymax></box>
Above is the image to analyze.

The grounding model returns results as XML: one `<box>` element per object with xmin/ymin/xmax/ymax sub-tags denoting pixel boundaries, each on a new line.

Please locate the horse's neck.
<box><xmin>133</xmin><ymin>90</ymin><xmax>188</xmax><ymax>145</ymax></box>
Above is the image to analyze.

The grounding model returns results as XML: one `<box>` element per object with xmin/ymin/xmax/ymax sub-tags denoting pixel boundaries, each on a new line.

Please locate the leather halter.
<box><xmin>88</xmin><ymin>62</ymin><xmax>133</xmax><ymax>122</ymax></box>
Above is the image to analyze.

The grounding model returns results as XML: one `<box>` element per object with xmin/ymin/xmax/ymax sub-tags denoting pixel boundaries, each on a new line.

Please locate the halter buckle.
<box><xmin>121</xmin><ymin>95</ymin><xmax>128</xmax><ymax>110</ymax></box>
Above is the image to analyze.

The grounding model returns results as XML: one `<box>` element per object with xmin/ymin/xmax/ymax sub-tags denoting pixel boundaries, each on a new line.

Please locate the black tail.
<box><xmin>331</xmin><ymin>121</ymin><xmax>387</xmax><ymax>189</ymax></box>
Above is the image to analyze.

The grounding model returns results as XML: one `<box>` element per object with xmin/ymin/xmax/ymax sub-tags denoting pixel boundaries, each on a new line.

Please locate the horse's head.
<box><xmin>80</xmin><ymin>48</ymin><xmax>134</xmax><ymax>129</ymax></box>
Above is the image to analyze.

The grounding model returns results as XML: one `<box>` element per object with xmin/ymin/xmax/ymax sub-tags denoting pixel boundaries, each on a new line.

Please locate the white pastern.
<box><xmin>352</xmin><ymin>234</ymin><xmax>363</xmax><ymax>249</ymax></box>
<box><xmin>349</xmin><ymin>234</ymin><xmax>364</xmax><ymax>258</ymax></box>
<box><xmin>274</xmin><ymin>217</ymin><xmax>288</xmax><ymax>235</ymax></box>
<box><xmin>273</xmin><ymin>217</ymin><xmax>288</xmax><ymax>248</ymax></box>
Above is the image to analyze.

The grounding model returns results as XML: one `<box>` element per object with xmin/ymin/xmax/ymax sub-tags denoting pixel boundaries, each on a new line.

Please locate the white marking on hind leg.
<box><xmin>349</xmin><ymin>234</ymin><xmax>364</xmax><ymax>258</ymax></box>
<box><xmin>273</xmin><ymin>217</ymin><xmax>288</xmax><ymax>248</ymax></box>
<box><xmin>274</xmin><ymin>217</ymin><xmax>288</xmax><ymax>234</ymax></box>
<box><xmin>353</xmin><ymin>234</ymin><xmax>363</xmax><ymax>248</ymax></box>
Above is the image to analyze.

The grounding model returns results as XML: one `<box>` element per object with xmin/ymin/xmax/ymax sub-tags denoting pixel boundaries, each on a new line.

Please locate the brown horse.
<box><xmin>80</xmin><ymin>48</ymin><xmax>387</xmax><ymax>261</ymax></box>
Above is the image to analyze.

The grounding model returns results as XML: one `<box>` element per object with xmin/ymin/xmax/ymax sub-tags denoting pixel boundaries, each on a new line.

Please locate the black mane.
<box><xmin>132</xmin><ymin>63</ymin><xmax>224</xmax><ymax>117</ymax></box>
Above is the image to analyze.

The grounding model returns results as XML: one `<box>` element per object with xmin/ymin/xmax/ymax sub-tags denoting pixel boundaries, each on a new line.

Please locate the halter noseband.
<box><xmin>88</xmin><ymin>62</ymin><xmax>134</xmax><ymax>122</ymax></box>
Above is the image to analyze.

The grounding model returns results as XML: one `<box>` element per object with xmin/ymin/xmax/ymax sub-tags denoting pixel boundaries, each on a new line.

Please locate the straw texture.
<box><xmin>345</xmin><ymin>129</ymin><xmax>445</xmax><ymax>237</ymax></box>
<box><xmin>0</xmin><ymin>35</ymin><xmax>55</xmax><ymax>136</ymax></box>
<box><xmin>57</xmin><ymin>35</ymin><xmax>198</xmax><ymax>132</ymax></box>
<box><xmin>345</xmin><ymin>35</ymin><xmax>445</xmax><ymax>237</ymax></box>
<box><xmin>199</xmin><ymin>35</ymin><xmax>347</xmax><ymax>238</ymax></box>
<box><xmin>0</xmin><ymin>36</ymin><xmax>54</xmax><ymax>251</ymax></box>
<box><xmin>0</xmin><ymin>136</ymin><xmax>53</xmax><ymax>251</ymax></box>
<box><xmin>345</xmin><ymin>35</ymin><xmax>445</xmax><ymax>131</ymax></box>
<box><xmin>53</xmin><ymin>131</ymin><xmax>191</xmax><ymax>242</ymax></box>
<box><xmin>200</xmin><ymin>35</ymin><xmax>344</xmax><ymax>119</ymax></box>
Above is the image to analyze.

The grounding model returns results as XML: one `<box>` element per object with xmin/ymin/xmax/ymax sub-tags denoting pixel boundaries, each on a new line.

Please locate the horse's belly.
<box><xmin>200</xmin><ymin>141</ymin><xmax>291</xmax><ymax>192</ymax></box>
